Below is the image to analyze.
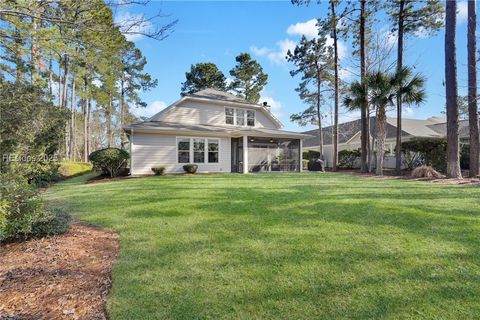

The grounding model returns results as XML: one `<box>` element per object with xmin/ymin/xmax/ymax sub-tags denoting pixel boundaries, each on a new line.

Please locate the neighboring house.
<box><xmin>302</xmin><ymin>116</ymin><xmax>469</xmax><ymax>168</ymax></box>
<box><xmin>124</xmin><ymin>89</ymin><xmax>311</xmax><ymax>174</ymax></box>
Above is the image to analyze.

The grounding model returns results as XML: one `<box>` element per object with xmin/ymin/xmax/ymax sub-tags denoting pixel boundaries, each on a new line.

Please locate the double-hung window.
<box><xmin>177</xmin><ymin>138</ymin><xmax>219</xmax><ymax>164</ymax></box>
<box><xmin>236</xmin><ymin>109</ymin><xmax>245</xmax><ymax>126</ymax></box>
<box><xmin>177</xmin><ymin>138</ymin><xmax>190</xmax><ymax>163</ymax></box>
<box><xmin>225</xmin><ymin>108</ymin><xmax>255</xmax><ymax>127</ymax></box>
<box><xmin>193</xmin><ymin>139</ymin><xmax>205</xmax><ymax>163</ymax></box>
<box><xmin>208</xmin><ymin>139</ymin><xmax>219</xmax><ymax>163</ymax></box>
<box><xmin>225</xmin><ymin>108</ymin><xmax>234</xmax><ymax>125</ymax></box>
<box><xmin>246</xmin><ymin>110</ymin><xmax>255</xmax><ymax>126</ymax></box>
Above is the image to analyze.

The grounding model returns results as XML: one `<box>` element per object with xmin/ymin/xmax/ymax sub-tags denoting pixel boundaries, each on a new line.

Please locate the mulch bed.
<box><xmin>0</xmin><ymin>223</ymin><xmax>119</xmax><ymax>320</ymax></box>
<box><xmin>339</xmin><ymin>169</ymin><xmax>480</xmax><ymax>185</ymax></box>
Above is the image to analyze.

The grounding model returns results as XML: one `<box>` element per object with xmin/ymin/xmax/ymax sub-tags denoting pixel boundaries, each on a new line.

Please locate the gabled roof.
<box><xmin>189</xmin><ymin>88</ymin><xmax>253</xmax><ymax>104</ymax></box>
<box><xmin>302</xmin><ymin>116</ymin><xmax>447</xmax><ymax>148</ymax></box>
<box><xmin>148</xmin><ymin>88</ymin><xmax>283</xmax><ymax>129</ymax></box>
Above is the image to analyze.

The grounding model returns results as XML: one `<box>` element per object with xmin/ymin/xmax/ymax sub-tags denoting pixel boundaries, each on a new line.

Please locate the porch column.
<box><xmin>243</xmin><ymin>135</ymin><xmax>249</xmax><ymax>174</ymax></box>
<box><xmin>299</xmin><ymin>139</ymin><xmax>303</xmax><ymax>173</ymax></box>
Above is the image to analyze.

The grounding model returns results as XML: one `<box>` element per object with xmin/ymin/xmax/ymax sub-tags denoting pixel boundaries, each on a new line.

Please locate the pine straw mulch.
<box><xmin>338</xmin><ymin>169</ymin><xmax>480</xmax><ymax>185</ymax></box>
<box><xmin>0</xmin><ymin>223</ymin><xmax>119</xmax><ymax>320</ymax></box>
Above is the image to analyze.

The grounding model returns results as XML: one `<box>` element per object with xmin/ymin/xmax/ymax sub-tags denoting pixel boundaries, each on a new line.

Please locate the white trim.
<box><xmin>176</xmin><ymin>136</ymin><xmax>221</xmax><ymax>165</ymax></box>
<box><xmin>224</xmin><ymin>106</ymin><xmax>256</xmax><ymax>128</ymax></box>
<box><xmin>149</xmin><ymin>96</ymin><xmax>283</xmax><ymax>129</ymax></box>
<box><xmin>242</xmin><ymin>135</ymin><xmax>249</xmax><ymax>174</ymax></box>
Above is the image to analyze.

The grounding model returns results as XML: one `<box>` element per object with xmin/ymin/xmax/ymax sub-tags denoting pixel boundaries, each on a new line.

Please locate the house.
<box><xmin>124</xmin><ymin>89</ymin><xmax>312</xmax><ymax>174</ymax></box>
<box><xmin>302</xmin><ymin>116</ymin><xmax>467</xmax><ymax>168</ymax></box>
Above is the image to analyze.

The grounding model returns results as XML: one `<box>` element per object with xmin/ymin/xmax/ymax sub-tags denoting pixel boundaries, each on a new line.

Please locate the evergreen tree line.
<box><xmin>0</xmin><ymin>0</ymin><xmax>176</xmax><ymax>163</ymax></box>
<box><xmin>287</xmin><ymin>0</ymin><xmax>479</xmax><ymax>178</ymax></box>
<box><xmin>181</xmin><ymin>52</ymin><xmax>268</xmax><ymax>104</ymax></box>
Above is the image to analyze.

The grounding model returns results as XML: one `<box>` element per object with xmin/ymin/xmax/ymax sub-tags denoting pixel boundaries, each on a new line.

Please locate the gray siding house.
<box><xmin>302</xmin><ymin>116</ymin><xmax>470</xmax><ymax>168</ymax></box>
<box><xmin>124</xmin><ymin>89</ymin><xmax>311</xmax><ymax>175</ymax></box>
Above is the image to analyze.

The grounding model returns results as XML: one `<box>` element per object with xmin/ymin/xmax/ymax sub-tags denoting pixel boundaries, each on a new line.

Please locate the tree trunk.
<box><xmin>107</xmin><ymin>93</ymin><xmax>113</xmax><ymax>148</ymax></box>
<box><xmin>331</xmin><ymin>1</ymin><xmax>339</xmax><ymax>172</ymax></box>
<box><xmin>468</xmin><ymin>0</ymin><xmax>479</xmax><ymax>177</ymax></box>
<box><xmin>369</xmin><ymin>108</ymin><xmax>376</xmax><ymax>171</ymax></box>
<box><xmin>62</xmin><ymin>54</ymin><xmax>69</xmax><ymax>110</ymax></box>
<box><xmin>360</xmin><ymin>0</ymin><xmax>369</xmax><ymax>172</ymax></box>
<box><xmin>83</xmin><ymin>75</ymin><xmax>88</xmax><ymax>162</ymax></box>
<box><xmin>49</xmin><ymin>58</ymin><xmax>53</xmax><ymax>97</ymax></box>
<box><xmin>445</xmin><ymin>0</ymin><xmax>462</xmax><ymax>178</ymax></box>
<box><xmin>316</xmin><ymin>77</ymin><xmax>324</xmax><ymax>160</ymax></box>
<box><xmin>120</xmin><ymin>78</ymin><xmax>126</xmax><ymax>149</ymax></box>
<box><xmin>395</xmin><ymin>0</ymin><xmax>405</xmax><ymax>174</ymax></box>
<box><xmin>63</xmin><ymin>54</ymin><xmax>69</xmax><ymax>160</ymax></box>
<box><xmin>86</xmin><ymin>96</ymin><xmax>92</xmax><ymax>159</ymax></box>
<box><xmin>375</xmin><ymin>107</ymin><xmax>386</xmax><ymax>175</ymax></box>
<box><xmin>70</xmin><ymin>76</ymin><xmax>76</xmax><ymax>161</ymax></box>
<box><xmin>30</xmin><ymin>14</ymin><xmax>38</xmax><ymax>84</ymax></box>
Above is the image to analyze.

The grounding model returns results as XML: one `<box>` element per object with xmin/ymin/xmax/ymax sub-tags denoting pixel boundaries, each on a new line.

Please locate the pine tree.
<box><xmin>445</xmin><ymin>0</ymin><xmax>462</xmax><ymax>178</ymax></box>
<box><xmin>387</xmin><ymin>0</ymin><xmax>444</xmax><ymax>174</ymax></box>
<box><xmin>287</xmin><ymin>34</ymin><xmax>334</xmax><ymax>160</ymax></box>
<box><xmin>181</xmin><ymin>63</ymin><xmax>226</xmax><ymax>95</ymax></box>
<box><xmin>228</xmin><ymin>53</ymin><xmax>268</xmax><ymax>103</ymax></box>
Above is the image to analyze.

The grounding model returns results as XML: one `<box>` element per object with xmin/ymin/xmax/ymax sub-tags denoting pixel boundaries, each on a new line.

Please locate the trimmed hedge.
<box><xmin>303</xmin><ymin>150</ymin><xmax>321</xmax><ymax>160</ymax></box>
<box><xmin>338</xmin><ymin>149</ymin><xmax>361</xmax><ymax>169</ymax></box>
<box><xmin>183</xmin><ymin>164</ymin><xmax>198</xmax><ymax>174</ymax></box>
<box><xmin>152</xmin><ymin>166</ymin><xmax>166</xmax><ymax>175</ymax></box>
<box><xmin>401</xmin><ymin>138</ymin><xmax>447</xmax><ymax>173</ymax></box>
<box><xmin>89</xmin><ymin>148</ymin><xmax>129</xmax><ymax>178</ymax></box>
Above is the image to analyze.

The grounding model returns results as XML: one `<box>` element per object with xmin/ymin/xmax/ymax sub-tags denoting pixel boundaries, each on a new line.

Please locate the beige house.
<box><xmin>124</xmin><ymin>89</ymin><xmax>311</xmax><ymax>175</ymax></box>
<box><xmin>303</xmin><ymin>116</ymin><xmax>451</xmax><ymax>168</ymax></box>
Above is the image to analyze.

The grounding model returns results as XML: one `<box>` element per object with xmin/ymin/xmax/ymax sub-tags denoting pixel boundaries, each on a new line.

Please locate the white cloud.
<box><xmin>250</xmin><ymin>46</ymin><xmax>271</xmax><ymax>57</ymax></box>
<box><xmin>287</xmin><ymin>19</ymin><xmax>318</xmax><ymax>39</ymax></box>
<box><xmin>267</xmin><ymin>39</ymin><xmax>297</xmax><ymax>64</ymax></box>
<box><xmin>251</xmin><ymin>39</ymin><xmax>296</xmax><ymax>65</ymax></box>
<box><xmin>132</xmin><ymin>100</ymin><xmax>167</xmax><ymax>118</ymax></box>
<box><xmin>260</xmin><ymin>94</ymin><xmax>284</xmax><ymax>118</ymax></box>
<box><xmin>252</xmin><ymin>19</ymin><xmax>349</xmax><ymax>67</ymax></box>
<box><xmin>115</xmin><ymin>12</ymin><xmax>152</xmax><ymax>42</ymax></box>
<box><xmin>457</xmin><ymin>1</ymin><xmax>468</xmax><ymax>25</ymax></box>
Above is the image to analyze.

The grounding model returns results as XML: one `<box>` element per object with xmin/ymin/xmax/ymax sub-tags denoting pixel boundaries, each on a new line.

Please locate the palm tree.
<box><xmin>345</xmin><ymin>67</ymin><xmax>425</xmax><ymax>176</ymax></box>
<box><xmin>367</xmin><ymin>72</ymin><xmax>396</xmax><ymax>175</ymax></box>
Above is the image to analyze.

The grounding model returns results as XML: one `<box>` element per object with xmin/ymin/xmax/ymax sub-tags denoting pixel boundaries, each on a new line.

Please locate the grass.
<box><xmin>44</xmin><ymin>172</ymin><xmax>480</xmax><ymax>319</ymax></box>
<box><xmin>57</xmin><ymin>161</ymin><xmax>93</xmax><ymax>177</ymax></box>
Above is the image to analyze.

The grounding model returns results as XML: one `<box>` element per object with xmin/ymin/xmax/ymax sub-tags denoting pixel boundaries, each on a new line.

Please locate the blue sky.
<box><xmin>119</xmin><ymin>1</ymin><xmax>471</xmax><ymax>131</ymax></box>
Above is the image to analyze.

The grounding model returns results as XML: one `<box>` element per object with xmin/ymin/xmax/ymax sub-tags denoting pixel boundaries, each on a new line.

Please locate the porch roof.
<box><xmin>124</xmin><ymin>121</ymin><xmax>312</xmax><ymax>139</ymax></box>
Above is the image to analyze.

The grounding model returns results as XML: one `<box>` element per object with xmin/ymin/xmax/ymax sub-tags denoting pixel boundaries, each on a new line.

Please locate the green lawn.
<box><xmin>44</xmin><ymin>173</ymin><xmax>480</xmax><ymax>319</ymax></box>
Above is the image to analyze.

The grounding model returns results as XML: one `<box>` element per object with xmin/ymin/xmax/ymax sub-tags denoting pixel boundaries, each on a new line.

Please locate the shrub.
<box><xmin>411</xmin><ymin>165</ymin><xmax>445</xmax><ymax>179</ymax></box>
<box><xmin>401</xmin><ymin>138</ymin><xmax>447</xmax><ymax>173</ymax></box>
<box><xmin>89</xmin><ymin>148</ymin><xmax>129</xmax><ymax>178</ymax></box>
<box><xmin>303</xmin><ymin>150</ymin><xmax>320</xmax><ymax>160</ymax></box>
<box><xmin>152</xmin><ymin>166</ymin><xmax>166</xmax><ymax>175</ymax></box>
<box><xmin>0</xmin><ymin>173</ymin><xmax>70</xmax><ymax>242</ymax></box>
<box><xmin>338</xmin><ymin>149</ymin><xmax>361</xmax><ymax>169</ymax></box>
<box><xmin>58</xmin><ymin>162</ymin><xmax>93</xmax><ymax>177</ymax></box>
<box><xmin>31</xmin><ymin>208</ymin><xmax>70</xmax><ymax>237</ymax></box>
<box><xmin>183</xmin><ymin>164</ymin><xmax>198</xmax><ymax>174</ymax></box>
<box><xmin>460</xmin><ymin>144</ymin><xmax>470</xmax><ymax>170</ymax></box>
<box><xmin>302</xmin><ymin>159</ymin><xmax>309</xmax><ymax>170</ymax></box>
<box><xmin>308</xmin><ymin>159</ymin><xmax>325</xmax><ymax>171</ymax></box>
